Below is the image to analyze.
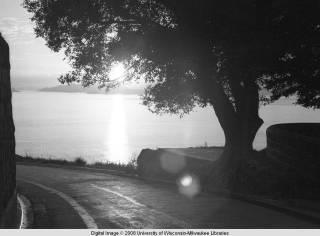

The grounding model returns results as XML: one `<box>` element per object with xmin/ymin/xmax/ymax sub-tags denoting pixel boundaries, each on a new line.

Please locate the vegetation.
<box><xmin>23</xmin><ymin>0</ymin><xmax>320</xmax><ymax>189</ymax></box>
<box><xmin>16</xmin><ymin>155</ymin><xmax>137</xmax><ymax>175</ymax></box>
<box><xmin>74</xmin><ymin>157</ymin><xmax>87</xmax><ymax>166</ymax></box>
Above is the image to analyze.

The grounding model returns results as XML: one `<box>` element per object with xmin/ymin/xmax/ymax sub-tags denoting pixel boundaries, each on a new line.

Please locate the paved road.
<box><xmin>17</xmin><ymin>164</ymin><xmax>318</xmax><ymax>228</ymax></box>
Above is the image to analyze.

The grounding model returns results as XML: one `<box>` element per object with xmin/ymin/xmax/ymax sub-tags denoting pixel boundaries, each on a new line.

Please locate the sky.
<box><xmin>0</xmin><ymin>0</ymin><xmax>70</xmax><ymax>90</ymax></box>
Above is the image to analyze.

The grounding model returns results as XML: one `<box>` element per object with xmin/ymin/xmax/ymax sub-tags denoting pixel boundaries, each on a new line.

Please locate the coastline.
<box><xmin>16</xmin><ymin>154</ymin><xmax>138</xmax><ymax>175</ymax></box>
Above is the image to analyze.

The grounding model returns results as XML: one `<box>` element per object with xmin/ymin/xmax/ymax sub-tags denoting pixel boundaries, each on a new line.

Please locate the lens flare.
<box><xmin>160</xmin><ymin>153</ymin><xmax>186</xmax><ymax>174</ymax></box>
<box><xmin>178</xmin><ymin>174</ymin><xmax>201</xmax><ymax>198</ymax></box>
<box><xmin>180</xmin><ymin>175</ymin><xmax>193</xmax><ymax>187</ymax></box>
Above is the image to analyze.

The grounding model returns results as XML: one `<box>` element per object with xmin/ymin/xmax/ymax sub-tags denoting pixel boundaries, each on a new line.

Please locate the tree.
<box><xmin>23</xmin><ymin>0</ymin><xmax>320</xmax><ymax>167</ymax></box>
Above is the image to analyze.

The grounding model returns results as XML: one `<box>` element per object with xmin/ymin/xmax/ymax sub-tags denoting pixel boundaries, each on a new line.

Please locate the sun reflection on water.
<box><xmin>106</xmin><ymin>95</ymin><xmax>129</xmax><ymax>163</ymax></box>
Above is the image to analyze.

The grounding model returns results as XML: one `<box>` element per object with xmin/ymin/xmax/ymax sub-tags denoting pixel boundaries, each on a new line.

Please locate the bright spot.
<box><xmin>178</xmin><ymin>174</ymin><xmax>201</xmax><ymax>198</ymax></box>
<box><xmin>105</xmin><ymin>95</ymin><xmax>129</xmax><ymax>163</ymax></box>
<box><xmin>180</xmin><ymin>175</ymin><xmax>193</xmax><ymax>187</ymax></box>
<box><xmin>109</xmin><ymin>62</ymin><xmax>126</xmax><ymax>81</ymax></box>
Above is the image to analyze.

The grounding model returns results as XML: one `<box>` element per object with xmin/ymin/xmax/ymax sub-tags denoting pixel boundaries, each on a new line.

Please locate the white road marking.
<box><xmin>91</xmin><ymin>184</ymin><xmax>189</xmax><ymax>228</ymax></box>
<box><xmin>18</xmin><ymin>197</ymin><xmax>24</xmax><ymax>229</ymax></box>
<box><xmin>17</xmin><ymin>194</ymin><xmax>27</xmax><ymax>229</ymax></box>
<box><xmin>18</xmin><ymin>193</ymin><xmax>34</xmax><ymax>229</ymax></box>
<box><xmin>19</xmin><ymin>180</ymin><xmax>98</xmax><ymax>229</ymax></box>
<box><xmin>92</xmin><ymin>184</ymin><xmax>145</xmax><ymax>207</ymax></box>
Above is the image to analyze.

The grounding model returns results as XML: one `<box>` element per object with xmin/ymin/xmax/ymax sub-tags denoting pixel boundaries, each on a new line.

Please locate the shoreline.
<box><xmin>16</xmin><ymin>154</ymin><xmax>138</xmax><ymax>175</ymax></box>
<box><xmin>15</xmin><ymin>146</ymin><xmax>224</xmax><ymax>172</ymax></box>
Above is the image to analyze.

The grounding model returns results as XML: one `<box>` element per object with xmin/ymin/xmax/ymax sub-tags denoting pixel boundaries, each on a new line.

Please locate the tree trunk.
<box><xmin>223</xmin><ymin>112</ymin><xmax>263</xmax><ymax>161</ymax></box>
<box><xmin>196</xmin><ymin>49</ymin><xmax>263</xmax><ymax>190</ymax></box>
<box><xmin>0</xmin><ymin>34</ymin><xmax>16</xmax><ymax>228</ymax></box>
<box><xmin>218</xmin><ymin>76</ymin><xmax>263</xmax><ymax>156</ymax></box>
<box><xmin>204</xmin><ymin>79</ymin><xmax>263</xmax><ymax>190</ymax></box>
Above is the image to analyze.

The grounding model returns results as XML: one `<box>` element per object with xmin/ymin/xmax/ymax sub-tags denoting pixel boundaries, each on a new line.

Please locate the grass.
<box><xmin>90</xmin><ymin>156</ymin><xmax>137</xmax><ymax>174</ymax></box>
<box><xmin>16</xmin><ymin>154</ymin><xmax>137</xmax><ymax>175</ymax></box>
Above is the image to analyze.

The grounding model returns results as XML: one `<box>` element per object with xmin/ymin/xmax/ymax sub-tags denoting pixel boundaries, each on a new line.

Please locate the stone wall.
<box><xmin>137</xmin><ymin>148</ymin><xmax>223</xmax><ymax>184</ymax></box>
<box><xmin>266</xmin><ymin>123</ymin><xmax>320</xmax><ymax>183</ymax></box>
<box><xmin>0</xmin><ymin>34</ymin><xmax>16</xmax><ymax>228</ymax></box>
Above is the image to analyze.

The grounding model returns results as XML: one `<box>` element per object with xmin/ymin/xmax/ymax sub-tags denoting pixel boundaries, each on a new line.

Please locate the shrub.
<box><xmin>74</xmin><ymin>157</ymin><xmax>87</xmax><ymax>166</ymax></box>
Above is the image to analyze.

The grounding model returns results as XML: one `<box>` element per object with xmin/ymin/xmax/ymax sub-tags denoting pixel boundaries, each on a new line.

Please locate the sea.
<box><xmin>12</xmin><ymin>91</ymin><xmax>320</xmax><ymax>164</ymax></box>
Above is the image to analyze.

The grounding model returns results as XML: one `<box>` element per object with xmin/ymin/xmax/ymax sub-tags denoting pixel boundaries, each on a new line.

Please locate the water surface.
<box><xmin>13</xmin><ymin>91</ymin><xmax>320</xmax><ymax>163</ymax></box>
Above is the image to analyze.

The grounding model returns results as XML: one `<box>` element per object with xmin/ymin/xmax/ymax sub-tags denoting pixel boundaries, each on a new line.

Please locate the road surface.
<box><xmin>17</xmin><ymin>164</ymin><xmax>318</xmax><ymax>228</ymax></box>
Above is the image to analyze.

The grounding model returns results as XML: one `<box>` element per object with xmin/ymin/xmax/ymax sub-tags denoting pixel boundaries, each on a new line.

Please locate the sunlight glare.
<box><xmin>109</xmin><ymin>62</ymin><xmax>126</xmax><ymax>81</ymax></box>
<box><xmin>106</xmin><ymin>95</ymin><xmax>129</xmax><ymax>163</ymax></box>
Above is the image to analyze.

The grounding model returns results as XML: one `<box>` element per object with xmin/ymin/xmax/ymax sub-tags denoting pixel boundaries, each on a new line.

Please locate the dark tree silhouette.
<box><xmin>23</xmin><ymin>0</ymin><xmax>320</xmax><ymax>169</ymax></box>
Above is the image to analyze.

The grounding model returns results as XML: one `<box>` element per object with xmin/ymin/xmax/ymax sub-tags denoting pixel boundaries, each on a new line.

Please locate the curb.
<box><xmin>17</xmin><ymin>193</ymin><xmax>33</xmax><ymax>229</ymax></box>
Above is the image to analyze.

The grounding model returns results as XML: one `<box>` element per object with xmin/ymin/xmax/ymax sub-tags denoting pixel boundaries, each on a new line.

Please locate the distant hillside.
<box><xmin>39</xmin><ymin>84</ymin><xmax>143</xmax><ymax>95</ymax></box>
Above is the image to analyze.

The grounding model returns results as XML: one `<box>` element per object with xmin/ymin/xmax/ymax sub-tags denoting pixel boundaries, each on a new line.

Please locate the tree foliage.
<box><xmin>24</xmin><ymin>0</ymin><xmax>320</xmax><ymax>113</ymax></box>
